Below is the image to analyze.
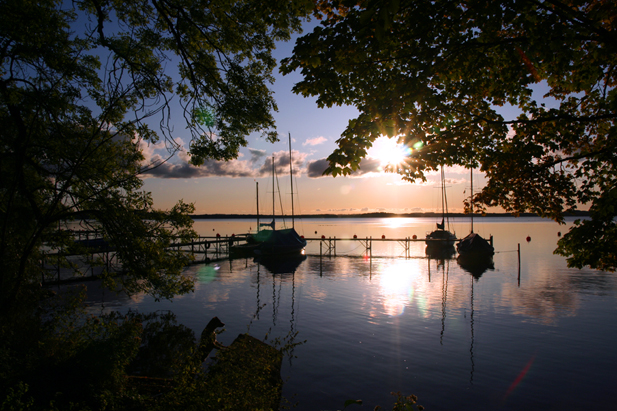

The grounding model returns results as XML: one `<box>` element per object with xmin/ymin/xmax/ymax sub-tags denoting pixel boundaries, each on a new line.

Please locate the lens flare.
<box><xmin>197</xmin><ymin>265</ymin><xmax>219</xmax><ymax>283</ymax></box>
<box><xmin>369</xmin><ymin>136</ymin><xmax>411</xmax><ymax>167</ymax></box>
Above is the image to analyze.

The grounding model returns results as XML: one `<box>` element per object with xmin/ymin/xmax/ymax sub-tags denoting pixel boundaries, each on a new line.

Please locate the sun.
<box><xmin>369</xmin><ymin>136</ymin><xmax>411</xmax><ymax>167</ymax></box>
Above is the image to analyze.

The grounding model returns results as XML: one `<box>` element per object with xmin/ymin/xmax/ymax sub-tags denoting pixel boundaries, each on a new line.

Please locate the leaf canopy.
<box><xmin>0</xmin><ymin>0</ymin><xmax>313</xmax><ymax>311</ymax></box>
<box><xmin>282</xmin><ymin>0</ymin><xmax>617</xmax><ymax>271</ymax></box>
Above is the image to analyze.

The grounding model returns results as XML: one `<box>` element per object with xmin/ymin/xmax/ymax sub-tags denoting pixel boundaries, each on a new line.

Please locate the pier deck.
<box><xmin>41</xmin><ymin>232</ymin><xmax>495</xmax><ymax>284</ymax></box>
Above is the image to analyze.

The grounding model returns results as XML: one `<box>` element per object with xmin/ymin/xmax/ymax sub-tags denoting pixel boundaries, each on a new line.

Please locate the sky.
<box><xmin>139</xmin><ymin>24</ymin><xmax>502</xmax><ymax>216</ymax></box>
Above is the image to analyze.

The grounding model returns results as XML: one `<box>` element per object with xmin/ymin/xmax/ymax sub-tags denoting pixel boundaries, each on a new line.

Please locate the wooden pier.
<box><xmin>40</xmin><ymin>234</ymin><xmax>254</xmax><ymax>284</ymax></box>
<box><xmin>40</xmin><ymin>231</ymin><xmax>494</xmax><ymax>284</ymax></box>
<box><xmin>304</xmin><ymin>235</ymin><xmax>492</xmax><ymax>258</ymax></box>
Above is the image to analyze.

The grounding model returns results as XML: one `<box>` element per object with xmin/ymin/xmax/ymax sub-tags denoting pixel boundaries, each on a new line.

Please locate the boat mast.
<box><xmin>256</xmin><ymin>181</ymin><xmax>260</xmax><ymax>233</ymax></box>
<box><xmin>289</xmin><ymin>133</ymin><xmax>295</xmax><ymax>229</ymax></box>
<box><xmin>441</xmin><ymin>167</ymin><xmax>450</xmax><ymax>231</ymax></box>
<box><xmin>470</xmin><ymin>169</ymin><xmax>474</xmax><ymax>233</ymax></box>
<box><xmin>272</xmin><ymin>155</ymin><xmax>275</xmax><ymax>230</ymax></box>
<box><xmin>441</xmin><ymin>167</ymin><xmax>445</xmax><ymax>226</ymax></box>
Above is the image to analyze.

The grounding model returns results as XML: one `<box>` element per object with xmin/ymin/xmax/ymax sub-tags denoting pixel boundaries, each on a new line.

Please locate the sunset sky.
<box><xmin>139</xmin><ymin>24</ymin><xmax>520</xmax><ymax>216</ymax></box>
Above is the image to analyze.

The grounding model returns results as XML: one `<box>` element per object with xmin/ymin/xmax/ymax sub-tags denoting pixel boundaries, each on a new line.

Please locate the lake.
<box><xmin>86</xmin><ymin>216</ymin><xmax>617</xmax><ymax>410</ymax></box>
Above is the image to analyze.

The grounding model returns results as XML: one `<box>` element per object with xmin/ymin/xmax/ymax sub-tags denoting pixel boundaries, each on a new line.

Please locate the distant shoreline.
<box><xmin>191</xmin><ymin>211</ymin><xmax>590</xmax><ymax>220</ymax></box>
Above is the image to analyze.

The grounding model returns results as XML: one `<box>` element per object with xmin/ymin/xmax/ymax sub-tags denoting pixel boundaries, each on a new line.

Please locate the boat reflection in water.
<box><xmin>457</xmin><ymin>254</ymin><xmax>494</xmax><ymax>279</ymax></box>
<box><xmin>425</xmin><ymin>244</ymin><xmax>456</xmax><ymax>260</ymax></box>
<box><xmin>456</xmin><ymin>232</ymin><xmax>495</xmax><ymax>279</ymax></box>
<box><xmin>254</xmin><ymin>253</ymin><xmax>307</xmax><ymax>275</ymax></box>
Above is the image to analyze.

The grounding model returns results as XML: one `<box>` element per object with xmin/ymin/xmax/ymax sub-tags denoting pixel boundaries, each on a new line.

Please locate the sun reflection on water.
<box><xmin>377</xmin><ymin>259</ymin><xmax>427</xmax><ymax>317</ymax></box>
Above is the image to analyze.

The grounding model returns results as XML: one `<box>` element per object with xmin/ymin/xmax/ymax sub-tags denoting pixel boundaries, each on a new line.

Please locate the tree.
<box><xmin>0</xmin><ymin>0</ymin><xmax>313</xmax><ymax>313</ymax></box>
<box><xmin>281</xmin><ymin>0</ymin><xmax>617</xmax><ymax>271</ymax></box>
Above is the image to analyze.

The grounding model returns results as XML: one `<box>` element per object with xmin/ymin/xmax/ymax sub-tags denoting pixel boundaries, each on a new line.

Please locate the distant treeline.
<box><xmin>191</xmin><ymin>211</ymin><xmax>590</xmax><ymax>220</ymax></box>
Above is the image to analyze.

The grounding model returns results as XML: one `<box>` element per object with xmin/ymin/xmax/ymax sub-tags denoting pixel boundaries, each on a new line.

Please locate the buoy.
<box><xmin>301</xmin><ymin>235</ymin><xmax>304</xmax><ymax>239</ymax></box>
<box><xmin>557</xmin><ymin>231</ymin><xmax>561</xmax><ymax>237</ymax></box>
<box><xmin>321</xmin><ymin>235</ymin><xmax>325</xmax><ymax>239</ymax></box>
<box><xmin>412</xmin><ymin>234</ymin><xmax>417</xmax><ymax>240</ymax></box>
<box><xmin>231</xmin><ymin>233</ymin><xmax>235</xmax><ymax>237</ymax></box>
<box><xmin>382</xmin><ymin>235</ymin><xmax>385</xmax><ymax>239</ymax></box>
<box><xmin>216</xmin><ymin>233</ymin><xmax>220</xmax><ymax>238</ymax></box>
<box><xmin>353</xmin><ymin>234</ymin><xmax>357</xmax><ymax>239</ymax></box>
<box><xmin>526</xmin><ymin>236</ymin><xmax>531</xmax><ymax>242</ymax></box>
<box><xmin>315</xmin><ymin>230</ymin><xmax>317</xmax><ymax>234</ymax></box>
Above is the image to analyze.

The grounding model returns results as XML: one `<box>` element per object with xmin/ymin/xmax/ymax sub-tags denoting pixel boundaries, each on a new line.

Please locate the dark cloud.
<box><xmin>306</xmin><ymin>157</ymin><xmax>382</xmax><ymax>178</ymax></box>
<box><xmin>306</xmin><ymin>158</ymin><xmax>329</xmax><ymax>178</ymax></box>
<box><xmin>248</xmin><ymin>148</ymin><xmax>267</xmax><ymax>164</ymax></box>
<box><xmin>141</xmin><ymin>149</ymin><xmax>308</xmax><ymax>179</ymax></box>
<box><xmin>256</xmin><ymin>150</ymin><xmax>306</xmax><ymax>177</ymax></box>
<box><xmin>141</xmin><ymin>154</ymin><xmax>256</xmax><ymax>179</ymax></box>
<box><xmin>355</xmin><ymin>158</ymin><xmax>381</xmax><ymax>174</ymax></box>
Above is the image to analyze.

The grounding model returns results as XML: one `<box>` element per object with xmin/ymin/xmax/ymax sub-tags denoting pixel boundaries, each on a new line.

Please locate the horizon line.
<box><xmin>191</xmin><ymin>210</ymin><xmax>590</xmax><ymax>219</ymax></box>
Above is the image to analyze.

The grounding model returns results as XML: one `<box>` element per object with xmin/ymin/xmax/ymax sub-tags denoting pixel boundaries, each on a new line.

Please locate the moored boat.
<box><xmin>254</xmin><ymin>228</ymin><xmax>306</xmax><ymax>257</ymax></box>
<box><xmin>253</xmin><ymin>133</ymin><xmax>306</xmax><ymax>257</ymax></box>
<box><xmin>456</xmin><ymin>232</ymin><xmax>494</xmax><ymax>259</ymax></box>
<box><xmin>426</xmin><ymin>222</ymin><xmax>457</xmax><ymax>248</ymax></box>
<box><xmin>456</xmin><ymin>169</ymin><xmax>494</xmax><ymax>261</ymax></box>
<box><xmin>426</xmin><ymin>167</ymin><xmax>456</xmax><ymax>251</ymax></box>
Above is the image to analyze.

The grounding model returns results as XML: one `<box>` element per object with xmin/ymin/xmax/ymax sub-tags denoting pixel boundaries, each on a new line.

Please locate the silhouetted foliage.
<box><xmin>1</xmin><ymin>0</ymin><xmax>313</xmax><ymax>409</ymax></box>
<box><xmin>282</xmin><ymin>0</ymin><xmax>617</xmax><ymax>271</ymax></box>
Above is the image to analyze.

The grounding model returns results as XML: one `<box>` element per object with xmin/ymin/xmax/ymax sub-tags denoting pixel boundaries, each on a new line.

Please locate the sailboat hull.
<box><xmin>254</xmin><ymin>228</ymin><xmax>307</xmax><ymax>257</ymax></box>
<box><xmin>425</xmin><ymin>229</ymin><xmax>457</xmax><ymax>248</ymax></box>
<box><xmin>456</xmin><ymin>232</ymin><xmax>495</xmax><ymax>259</ymax></box>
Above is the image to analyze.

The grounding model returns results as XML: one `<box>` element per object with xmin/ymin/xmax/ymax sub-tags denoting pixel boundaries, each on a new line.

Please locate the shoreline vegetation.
<box><xmin>191</xmin><ymin>211</ymin><xmax>591</xmax><ymax>220</ymax></box>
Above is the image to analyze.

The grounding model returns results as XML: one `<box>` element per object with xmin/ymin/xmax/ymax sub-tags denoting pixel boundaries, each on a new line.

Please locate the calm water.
<box><xmin>86</xmin><ymin>217</ymin><xmax>617</xmax><ymax>410</ymax></box>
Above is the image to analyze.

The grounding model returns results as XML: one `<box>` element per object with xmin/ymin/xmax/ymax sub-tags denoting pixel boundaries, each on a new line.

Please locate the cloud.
<box><xmin>257</xmin><ymin>150</ymin><xmax>307</xmax><ymax>177</ymax></box>
<box><xmin>355</xmin><ymin>158</ymin><xmax>382</xmax><ymax>175</ymax></box>
<box><xmin>306</xmin><ymin>157</ymin><xmax>383</xmax><ymax>178</ymax></box>
<box><xmin>303</xmin><ymin>136</ymin><xmax>327</xmax><ymax>146</ymax></box>
<box><xmin>141</xmin><ymin>148</ymin><xmax>309</xmax><ymax>179</ymax></box>
<box><xmin>444</xmin><ymin>177</ymin><xmax>466</xmax><ymax>185</ymax></box>
<box><xmin>138</xmin><ymin>138</ymin><xmax>262</xmax><ymax>178</ymax></box>
<box><xmin>142</xmin><ymin>154</ymin><xmax>257</xmax><ymax>178</ymax></box>
<box><xmin>306</xmin><ymin>159</ymin><xmax>330</xmax><ymax>178</ymax></box>
<box><xmin>248</xmin><ymin>148</ymin><xmax>267</xmax><ymax>164</ymax></box>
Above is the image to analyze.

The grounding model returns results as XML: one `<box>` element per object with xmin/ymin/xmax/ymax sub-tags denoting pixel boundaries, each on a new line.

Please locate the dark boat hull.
<box><xmin>254</xmin><ymin>228</ymin><xmax>306</xmax><ymax>257</ymax></box>
<box><xmin>425</xmin><ymin>229</ymin><xmax>457</xmax><ymax>249</ymax></box>
<box><xmin>456</xmin><ymin>232</ymin><xmax>494</xmax><ymax>258</ymax></box>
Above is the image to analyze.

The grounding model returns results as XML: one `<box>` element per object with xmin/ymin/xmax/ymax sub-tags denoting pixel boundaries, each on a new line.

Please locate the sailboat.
<box><xmin>456</xmin><ymin>168</ymin><xmax>495</xmax><ymax>267</ymax></box>
<box><xmin>425</xmin><ymin>167</ymin><xmax>457</xmax><ymax>254</ymax></box>
<box><xmin>254</xmin><ymin>134</ymin><xmax>307</xmax><ymax>257</ymax></box>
